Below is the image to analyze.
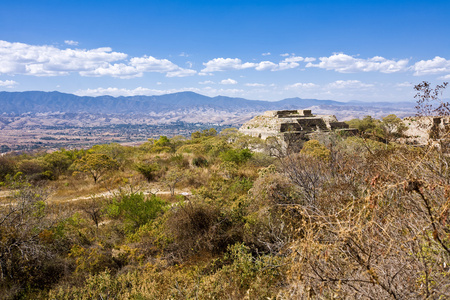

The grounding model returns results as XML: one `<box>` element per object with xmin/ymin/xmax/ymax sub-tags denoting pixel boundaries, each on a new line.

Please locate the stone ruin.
<box><xmin>403</xmin><ymin>115</ymin><xmax>450</xmax><ymax>145</ymax></box>
<box><xmin>239</xmin><ymin>110</ymin><xmax>355</xmax><ymax>149</ymax></box>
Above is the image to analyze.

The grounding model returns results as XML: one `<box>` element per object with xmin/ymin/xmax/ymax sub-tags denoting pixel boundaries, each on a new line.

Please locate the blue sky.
<box><xmin>0</xmin><ymin>0</ymin><xmax>449</xmax><ymax>102</ymax></box>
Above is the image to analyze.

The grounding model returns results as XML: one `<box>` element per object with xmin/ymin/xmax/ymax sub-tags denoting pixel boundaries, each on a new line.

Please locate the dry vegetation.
<box><xmin>1</xmin><ymin>83</ymin><xmax>450</xmax><ymax>299</ymax></box>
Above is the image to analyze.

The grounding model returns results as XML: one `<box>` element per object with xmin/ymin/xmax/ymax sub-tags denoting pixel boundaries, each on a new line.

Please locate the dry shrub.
<box><xmin>164</xmin><ymin>199</ymin><xmax>243</xmax><ymax>260</ymax></box>
<box><xmin>245</xmin><ymin>172</ymin><xmax>300</xmax><ymax>254</ymax></box>
<box><xmin>280</xmin><ymin>144</ymin><xmax>450</xmax><ymax>298</ymax></box>
<box><xmin>183</xmin><ymin>168</ymin><xmax>209</xmax><ymax>188</ymax></box>
<box><xmin>48</xmin><ymin>244</ymin><xmax>285</xmax><ymax>300</ymax></box>
<box><xmin>0</xmin><ymin>184</ymin><xmax>69</xmax><ymax>298</ymax></box>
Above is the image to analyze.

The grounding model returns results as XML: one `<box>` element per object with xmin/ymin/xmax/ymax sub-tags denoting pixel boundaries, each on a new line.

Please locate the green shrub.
<box><xmin>300</xmin><ymin>139</ymin><xmax>331</xmax><ymax>162</ymax></box>
<box><xmin>108</xmin><ymin>193</ymin><xmax>167</xmax><ymax>231</ymax></box>
<box><xmin>134</xmin><ymin>162</ymin><xmax>160</xmax><ymax>182</ymax></box>
<box><xmin>219</xmin><ymin>148</ymin><xmax>253</xmax><ymax>165</ymax></box>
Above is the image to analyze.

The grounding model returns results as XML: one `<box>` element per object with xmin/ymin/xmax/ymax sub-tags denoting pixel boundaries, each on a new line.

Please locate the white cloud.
<box><xmin>179</xmin><ymin>52</ymin><xmax>189</xmax><ymax>57</ymax></box>
<box><xmin>245</xmin><ymin>83</ymin><xmax>265</xmax><ymax>87</ymax></box>
<box><xmin>304</xmin><ymin>57</ymin><xmax>316</xmax><ymax>63</ymax></box>
<box><xmin>129</xmin><ymin>56</ymin><xmax>196</xmax><ymax>77</ymax></box>
<box><xmin>327</xmin><ymin>80</ymin><xmax>374</xmax><ymax>89</ymax></box>
<box><xmin>282</xmin><ymin>56</ymin><xmax>304</xmax><ymax>63</ymax></box>
<box><xmin>166</xmin><ymin>69</ymin><xmax>197</xmax><ymax>77</ymax></box>
<box><xmin>413</xmin><ymin>56</ymin><xmax>450</xmax><ymax>76</ymax></box>
<box><xmin>440</xmin><ymin>74</ymin><xmax>450</xmax><ymax>80</ymax></box>
<box><xmin>79</xmin><ymin>63</ymin><xmax>141</xmax><ymax>78</ymax></box>
<box><xmin>0</xmin><ymin>40</ymin><xmax>195</xmax><ymax>78</ymax></box>
<box><xmin>0</xmin><ymin>80</ymin><xmax>18</xmax><ymax>87</ymax></box>
<box><xmin>254</xmin><ymin>61</ymin><xmax>278</xmax><ymax>71</ymax></box>
<box><xmin>395</xmin><ymin>82</ymin><xmax>413</xmax><ymax>87</ymax></box>
<box><xmin>280</xmin><ymin>53</ymin><xmax>290</xmax><ymax>57</ymax></box>
<box><xmin>75</xmin><ymin>87</ymin><xmax>159</xmax><ymax>97</ymax></box>
<box><xmin>220</xmin><ymin>78</ymin><xmax>237</xmax><ymax>85</ymax></box>
<box><xmin>202</xmin><ymin>58</ymin><xmax>257</xmax><ymax>72</ymax></box>
<box><xmin>199</xmin><ymin>80</ymin><xmax>214</xmax><ymax>85</ymax></box>
<box><xmin>0</xmin><ymin>40</ymin><xmax>127</xmax><ymax>76</ymax></box>
<box><xmin>75</xmin><ymin>86</ymin><xmax>204</xmax><ymax>97</ymax></box>
<box><xmin>306</xmin><ymin>53</ymin><xmax>409</xmax><ymax>73</ymax></box>
<box><xmin>64</xmin><ymin>40</ymin><xmax>79</xmax><ymax>46</ymax></box>
<box><xmin>75</xmin><ymin>86</ymin><xmax>245</xmax><ymax>98</ymax></box>
<box><xmin>285</xmin><ymin>82</ymin><xmax>318</xmax><ymax>89</ymax></box>
<box><xmin>276</xmin><ymin>56</ymin><xmax>304</xmax><ymax>71</ymax></box>
<box><xmin>262</xmin><ymin>52</ymin><xmax>271</xmax><ymax>56</ymax></box>
<box><xmin>202</xmin><ymin>56</ymin><xmax>305</xmax><ymax>73</ymax></box>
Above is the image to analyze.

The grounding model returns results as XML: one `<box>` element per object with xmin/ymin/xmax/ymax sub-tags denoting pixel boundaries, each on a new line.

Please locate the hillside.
<box><xmin>1</xmin><ymin>130</ymin><xmax>449</xmax><ymax>299</ymax></box>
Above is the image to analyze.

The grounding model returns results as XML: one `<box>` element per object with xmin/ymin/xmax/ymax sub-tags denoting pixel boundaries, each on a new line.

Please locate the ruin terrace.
<box><xmin>239</xmin><ymin>110</ymin><xmax>355</xmax><ymax>148</ymax></box>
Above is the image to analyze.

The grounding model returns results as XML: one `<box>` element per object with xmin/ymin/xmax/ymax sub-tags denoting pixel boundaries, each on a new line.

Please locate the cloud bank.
<box><xmin>0</xmin><ymin>40</ymin><xmax>196</xmax><ymax>78</ymax></box>
<box><xmin>306</xmin><ymin>53</ymin><xmax>409</xmax><ymax>73</ymax></box>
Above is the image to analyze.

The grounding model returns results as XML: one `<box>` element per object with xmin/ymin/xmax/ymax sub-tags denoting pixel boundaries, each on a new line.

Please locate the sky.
<box><xmin>0</xmin><ymin>0</ymin><xmax>449</xmax><ymax>102</ymax></box>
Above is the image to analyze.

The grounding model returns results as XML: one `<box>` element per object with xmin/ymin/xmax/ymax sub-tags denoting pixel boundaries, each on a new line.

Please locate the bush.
<box><xmin>192</xmin><ymin>156</ymin><xmax>208</xmax><ymax>167</ymax></box>
<box><xmin>134</xmin><ymin>162</ymin><xmax>160</xmax><ymax>182</ymax></box>
<box><xmin>165</xmin><ymin>200</ymin><xmax>242</xmax><ymax>257</ymax></box>
<box><xmin>300</xmin><ymin>139</ymin><xmax>331</xmax><ymax>162</ymax></box>
<box><xmin>219</xmin><ymin>148</ymin><xmax>253</xmax><ymax>165</ymax></box>
<box><xmin>0</xmin><ymin>155</ymin><xmax>15</xmax><ymax>182</ymax></box>
<box><xmin>108</xmin><ymin>193</ymin><xmax>167</xmax><ymax>231</ymax></box>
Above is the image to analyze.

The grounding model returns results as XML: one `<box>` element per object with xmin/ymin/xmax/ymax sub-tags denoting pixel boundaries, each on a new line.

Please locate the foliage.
<box><xmin>164</xmin><ymin>199</ymin><xmax>243</xmax><ymax>259</ymax></box>
<box><xmin>134</xmin><ymin>161</ymin><xmax>160</xmax><ymax>182</ymax></box>
<box><xmin>163</xmin><ymin>168</ymin><xmax>187</xmax><ymax>196</ymax></box>
<box><xmin>149</xmin><ymin>135</ymin><xmax>174</xmax><ymax>153</ymax></box>
<box><xmin>0</xmin><ymin>182</ymin><xmax>65</xmax><ymax>297</ymax></box>
<box><xmin>191</xmin><ymin>128</ymin><xmax>217</xmax><ymax>139</ymax></box>
<box><xmin>300</xmin><ymin>139</ymin><xmax>331</xmax><ymax>162</ymax></box>
<box><xmin>347</xmin><ymin>115</ymin><xmax>385</xmax><ymax>139</ymax></box>
<box><xmin>219</xmin><ymin>148</ymin><xmax>253</xmax><ymax>165</ymax></box>
<box><xmin>73</xmin><ymin>153</ymin><xmax>119</xmax><ymax>183</ymax></box>
<box><xmin>44</xmin><ymin>150</ymin><xmax>74</xmax><ymax>178</ymax></box>
<box><xmin>381</xmin><ymin>113</ymin><xmax>409</xmax><ymax>141</ymax></box>
<box><xmin>108</xmin><ymin>192</ymin><xmax>167</xmax><ymax>231</ymax></box>
<box><xmin>0</xmin><ymin>155</ymin><xmax>15</xmax><ymax>182</ymax></box>
<box><xmin>4</xmin><ymin>123</ymin><xmax>450</xmax><ymax>298</ymax></box>
<box><xmin>414</xmin><ymin>81</ymin><xmax>449</xmax><ymax>116</ymax></box>
<box><xmin>192</xmin><ymin>156</ymin><xmax>208</xmax><ymax>167</ymax></box>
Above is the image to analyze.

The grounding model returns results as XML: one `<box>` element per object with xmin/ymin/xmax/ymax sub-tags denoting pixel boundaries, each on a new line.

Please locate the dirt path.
<box><xmin>0</xmin><ymin>188</ymin><xmax>192</xmax><ymax>206</ymax></box>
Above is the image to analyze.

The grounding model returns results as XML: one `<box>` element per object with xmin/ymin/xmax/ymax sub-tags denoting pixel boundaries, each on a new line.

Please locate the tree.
<box><xmin>163</xmin><ymin>168</ymin><xmax>186</xmax><ymax>196</ymax></box>
<box><xmin>74</xmin><ymin>153</ymin><xmax>119</xmax><ymax>184</ymax></box>
<box><xmin>380</xmin><ymin>114</ymin><xmax>408</xmax><ymax>142</ymax></box>
<box><xmin>191</xmin><ymin>131</ymin><xmax>202</xmax><ymax>139</ymax></box>
<box><xmin>151</xmin><ymin>136</ymin><xmax>173</xmax><ymax>153</ymax></box>
<box><xmin>80</xmin><ymin>197</ymin><xmax>107</xmax><ymax>231</ymax></box>
<box><xmin>44</xmin><ymin>150</ymin><xmax>73</xmax><ymax>178</ymax></box>
<box><xmin>0</xmin><ymin>156</ymin><xmax>15</xmax><ymax>182</ymax></box>
<box><xmin>414</xmin><ymin>81</ymin><xmax>449</xmax><ymax>116</ymax></box>
<box><xmin>89</xmin><ymin>143</ymin><xmax>128</xmax><ymax>167</ymax></box>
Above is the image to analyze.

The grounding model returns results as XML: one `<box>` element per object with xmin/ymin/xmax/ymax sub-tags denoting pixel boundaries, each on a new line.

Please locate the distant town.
<box><xmin>0</xmin><ymin>121</ymin><xmax>233</xmax><ymax>153</ymax></box>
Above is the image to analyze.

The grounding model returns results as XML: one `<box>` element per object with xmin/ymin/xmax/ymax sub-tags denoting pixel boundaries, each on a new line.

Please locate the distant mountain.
<box><xmin>0</xmin><ymin>91</ymin><xmax>414</xmax><ymax>117</ymax></box>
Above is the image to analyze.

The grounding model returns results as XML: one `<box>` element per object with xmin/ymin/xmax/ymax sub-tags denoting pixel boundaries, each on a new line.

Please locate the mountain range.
<box><xmin>0</xmin><ymin>91</ymin><xmax>416</xmax><ymax>125</ymax></box>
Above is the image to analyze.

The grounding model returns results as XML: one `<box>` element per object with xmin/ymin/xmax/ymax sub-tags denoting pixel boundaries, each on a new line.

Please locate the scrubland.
<box><xmin>1</xmin><ymin>117</ymin><xmax>450</xmax><ymax>299</ymax></box>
